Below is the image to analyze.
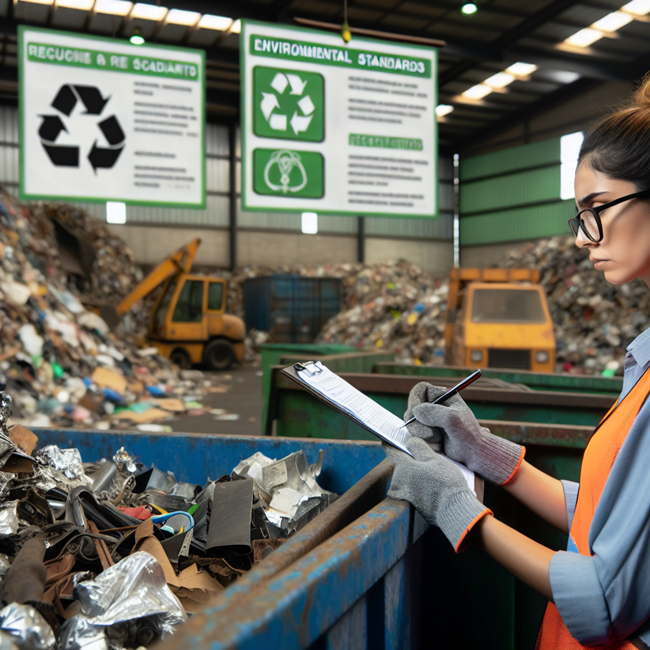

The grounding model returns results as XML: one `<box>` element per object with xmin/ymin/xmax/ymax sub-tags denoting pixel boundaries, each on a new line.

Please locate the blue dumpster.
<box><xmin>244</xmin><ymin>275</ymin><xmax>343</xmax><ymax>343</ymax></box>
<box><xmin>30</xmin><ymin>422</ymin><xmax>586</xmax><ymax>649</ymax></box>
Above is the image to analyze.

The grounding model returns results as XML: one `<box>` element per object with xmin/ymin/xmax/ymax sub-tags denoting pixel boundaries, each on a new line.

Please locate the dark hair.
<box><xmin>578</xmin><ymin>75</ymin><xmax>650</xmax><ymax>189</ymax></box>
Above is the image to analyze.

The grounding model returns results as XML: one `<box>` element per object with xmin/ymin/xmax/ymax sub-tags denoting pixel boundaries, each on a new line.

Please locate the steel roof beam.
<box><xmin>448</xmin><ymin>77</ymin><xmax>602</xmax><ymax>155</ymax></box>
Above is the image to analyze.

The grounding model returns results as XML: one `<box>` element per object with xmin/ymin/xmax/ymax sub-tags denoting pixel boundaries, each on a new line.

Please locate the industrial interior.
<box><xmin>0</xmin><ymin>0</ymin><xmax>648</xmax><ymax>648</ymax></box>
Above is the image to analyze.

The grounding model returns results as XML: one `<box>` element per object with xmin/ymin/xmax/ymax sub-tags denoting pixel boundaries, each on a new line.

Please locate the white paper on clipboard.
<box><xmin>294</xmin><ymin>361</ymin><xmax>476</xmax><ymax>494</ymax></box>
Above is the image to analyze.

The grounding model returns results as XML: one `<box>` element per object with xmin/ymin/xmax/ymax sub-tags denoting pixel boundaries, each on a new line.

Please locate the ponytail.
<box><xmin>578</xmin><ymin>73</ymin><xmax>650</xmax><ymax>189</ymax></box>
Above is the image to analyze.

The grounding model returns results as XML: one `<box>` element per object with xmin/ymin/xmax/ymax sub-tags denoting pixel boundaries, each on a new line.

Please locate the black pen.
<box><xmin>402</xmin><ymin>369</ymin><xmax>482</xmax><ymax>427</ymax></box>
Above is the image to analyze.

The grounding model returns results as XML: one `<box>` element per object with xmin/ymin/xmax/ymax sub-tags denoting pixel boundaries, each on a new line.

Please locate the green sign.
<box><xmin>241</xmin><ymin>20</ymin><xmax>438</xmax><ymax>218</ymax></box>
<box><xmin>253</xmin><ymin>148</ymin><xmax>324</xmax><ymax>198</ymax></box>
<box><xmin>253</xmin><ymin>66</ymin><xmax>324</xmax><ymax>142</ymax></box>
<box><xmin>19</xmin><ymin>26</ymin><xmax>205</xmax><ymax>208</ymax></box>
<box><xmin>250</xmin><ymin>35</ymin><xmax>432</xmax><ymax>78</ymax></box>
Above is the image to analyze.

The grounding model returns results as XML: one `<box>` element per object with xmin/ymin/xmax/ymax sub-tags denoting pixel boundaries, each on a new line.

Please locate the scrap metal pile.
<box><xmin>0</xmin><ymin>189</ymin><xmax>210</xmax><ymax>429</ymax></box>
<box><xmin>0</xmin><ymin>397</ymin><xmax>336</xmax><ymax>649</ymax></box>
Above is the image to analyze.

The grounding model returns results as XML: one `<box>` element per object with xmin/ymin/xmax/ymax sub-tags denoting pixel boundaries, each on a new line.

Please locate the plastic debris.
<box><xmin>0</xmin><ymin>189</ymin><xmax>221</xmax><ymax>431</ymax></box>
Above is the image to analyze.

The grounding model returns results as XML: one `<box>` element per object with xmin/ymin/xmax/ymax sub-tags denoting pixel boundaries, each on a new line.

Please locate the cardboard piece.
<box><xmin>91</xmin><ymin>367</ymin><xmax>127</xmax><ymax>396</ymax></box>
<box><xmin>152</xmin><ymin>398</ymin><xmax>186</xmax><ymax>413</ymax></box>
<box><xmin>131</xmin><ymin>519</ymin><xmax>223</xmax><ymax>612</ymax></box>
<box><xmin>111</xmin><ymin>408</ymin><xmax>170</xmax><ymax>424</ymax></box>
<box><xmin>2</xmin><ymin>455</ymin><xmax>35</xmax><ymax>474</ymax></box>
<box><xmin>0</xmin><ymin>345</ymin><xmax>22</xmax><ymax>363</ymax></box>
<box><xmin>128</xmin><ymin>380</ymin><xmax>145</xmax><ymax>395</ymax></box>
<box><xmin>207</xmin><ymin>386</ymin><xmax>230</xmax><ymax>394</ymax></box>
<box><xmin>8</xmin><ymin>424</ymin><xmax>38</xmax><ymax>456</ymax></box>
<box><xmin>171</xmin><ymin>564</ymin><xmax>224</xmax><ymax>611</ymax></box>
<box><xmin>78</xmin><ymin>391</ymin><xmax>103</xmax><ymax>414</ymax></box>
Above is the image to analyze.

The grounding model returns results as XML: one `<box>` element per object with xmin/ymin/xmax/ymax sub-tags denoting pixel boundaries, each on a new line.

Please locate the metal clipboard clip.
<box><xmin>294</xmin><ymin>361</ymin><xmax>323</xmax><ymax>375</ymax></box>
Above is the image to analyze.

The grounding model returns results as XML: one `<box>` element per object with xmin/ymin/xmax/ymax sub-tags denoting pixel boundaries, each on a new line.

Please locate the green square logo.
<box><xmin>253</xmin><ymin>66</ymin><xmax>324</xmax><ymax>142</ymax></box>
<box><xmin>253</xmin><ymin>148</ymin><xmax>324</xmax><ymax>198</ymax></box>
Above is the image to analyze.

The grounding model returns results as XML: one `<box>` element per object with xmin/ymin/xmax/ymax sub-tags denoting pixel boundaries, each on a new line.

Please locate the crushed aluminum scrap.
<box><xmin>0</xmin><ymin>388</ymin><xmax>337</xmax><ymax>650</ymax></box>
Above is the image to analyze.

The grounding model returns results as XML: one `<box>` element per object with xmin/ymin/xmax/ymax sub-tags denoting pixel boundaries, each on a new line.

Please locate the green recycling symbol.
<box><xmin>253</xmin><ymin>66</ymin><xmax>324</xmax><ymax>142</ymax></box>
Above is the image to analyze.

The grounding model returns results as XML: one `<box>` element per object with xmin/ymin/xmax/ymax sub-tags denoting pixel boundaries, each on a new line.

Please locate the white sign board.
<box><xmin>19</xmin><ymin>26</ymin><xmax>205</xmax><ymax>208</ymax></box>
<box><xmin>241</xmin><ymin>20</ymin><xmax>438</xmax><ymax>218</ymax></box>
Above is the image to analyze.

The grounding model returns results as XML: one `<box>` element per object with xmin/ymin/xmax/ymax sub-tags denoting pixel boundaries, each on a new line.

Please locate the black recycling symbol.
<box><xmin>38</xmin><ymin>85</ymin><xmax>125</xmax><ymax>173</ymax></box>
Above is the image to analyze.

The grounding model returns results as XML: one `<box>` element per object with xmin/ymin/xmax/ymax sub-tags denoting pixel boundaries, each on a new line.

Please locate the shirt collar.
<box><xmin>626</xmin><ymin>326</ymin><xmax>650</xmax><ymax>370</ymax></box>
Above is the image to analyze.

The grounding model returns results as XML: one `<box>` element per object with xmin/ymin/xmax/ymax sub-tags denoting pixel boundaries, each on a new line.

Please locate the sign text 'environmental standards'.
<box><xmin>251</xmin><ymin>36</ymin><xmax>432</xmax><ymax>77</ymax></box>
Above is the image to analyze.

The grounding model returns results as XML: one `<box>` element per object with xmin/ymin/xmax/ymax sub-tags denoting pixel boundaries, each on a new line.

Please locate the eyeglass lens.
<box><xmin>575</xmin><ymin>209</ymin><xmax>600</xmax><ymax>240</ymax></box>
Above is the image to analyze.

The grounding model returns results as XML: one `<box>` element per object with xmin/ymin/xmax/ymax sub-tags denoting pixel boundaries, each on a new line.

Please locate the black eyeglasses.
<box><xmin>568</xmin><ymin>188</ymin><xmax>650</xmax><ymax>243</ymax></box>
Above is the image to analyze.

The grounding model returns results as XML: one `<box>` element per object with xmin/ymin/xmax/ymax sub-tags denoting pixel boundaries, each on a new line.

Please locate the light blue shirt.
<box><xmin>550</xmin><ymin>325</ymin><xmax>650</xmax><ymax>645</ymax></box>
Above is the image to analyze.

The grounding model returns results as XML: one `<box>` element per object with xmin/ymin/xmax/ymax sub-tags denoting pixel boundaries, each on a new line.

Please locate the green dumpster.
<box><xmin>259</xmin><ymin>343</ymin><xmax>389</xmax><ymax>433</ymax></box>
<box><xmin>268</xmin><ymin>368</ymin><xmax>616</xmax><ymax>437</ymax></box>
<box><xmin>374</xmin><ymin>361</ymin><xmax>623</xmax><ymax>397</ymax></box>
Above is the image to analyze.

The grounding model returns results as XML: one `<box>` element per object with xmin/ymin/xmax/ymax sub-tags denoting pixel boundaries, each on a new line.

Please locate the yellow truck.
<box><xmin>445</xmin><ymin>268</ymin><xmax>556</xmax><ymax>372</ymax></box>
<box><xmin>117</xmin><ymin>239</ymin><xmax>245</xmax><ymax>370</ymax></box>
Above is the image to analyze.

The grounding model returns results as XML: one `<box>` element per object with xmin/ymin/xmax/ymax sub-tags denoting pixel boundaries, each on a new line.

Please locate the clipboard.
<box><xmin>281</xmin><ymin>360</ymin><xmax>414</xmax><ymax>456</ymax></box>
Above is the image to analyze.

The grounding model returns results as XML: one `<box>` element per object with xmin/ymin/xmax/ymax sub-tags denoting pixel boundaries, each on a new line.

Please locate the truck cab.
<box><xmin>149</xmin><ymin>274</ymin><xmax>245</xmax><ymax>370</ymax></box>
<box><xmin>446</xmin><ymin>268</ymin><xmax>556</xmax><ymax>373</ymax></box>
<box><xmin>117</xmin><ymin>239</ymin><xmax>245</xmax><ymax>371</ymax></box>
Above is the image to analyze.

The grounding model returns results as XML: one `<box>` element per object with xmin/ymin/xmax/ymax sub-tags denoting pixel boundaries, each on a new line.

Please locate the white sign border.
<box><xmin>18</xmin><ymin>25</ymin><xmax>207</xmax><ymax>209</ymax></box>
<box><xmin>240</xmin><ymin>19</ymin><xmax>439</xmax><ymax>219</ymax></box>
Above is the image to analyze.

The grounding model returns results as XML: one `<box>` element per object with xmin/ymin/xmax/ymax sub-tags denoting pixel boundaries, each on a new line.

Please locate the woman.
<box><xmin>386</xmin><ymin>78</ymin><xmax>650</xmax><ymax>649</ymax></box>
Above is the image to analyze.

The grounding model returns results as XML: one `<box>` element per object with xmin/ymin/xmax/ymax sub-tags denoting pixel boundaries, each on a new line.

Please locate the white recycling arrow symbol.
<box><xmin>290</xmin><ymin>112</ymin><xmax>312</xmax><ymax>135</ymax></box>
<box><xmin>261</xmin><ymin>93</ymin><xmax>279</xmax><ymax>120</ymax></box>
<box><xmin>260</xmin><ymin>72</ymin><xmax>315</xmax><ymax>135</ymax></box>
<box><xmin>286</xmin><ymin>73</ymin><xmax>307</xmax><ymax>95</ymax></box>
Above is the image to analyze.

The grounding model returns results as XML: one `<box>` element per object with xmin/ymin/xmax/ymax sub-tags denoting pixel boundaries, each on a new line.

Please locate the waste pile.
<box><xmin>0</xmin><ymin>393</ymin><xmax>336</xmax><ymax>649</ymax></box>
<box><xmin>316</xmin><ymin>261</ymin><xmax>448</xmax><ymax>364</ymax></box>
<box><xmin>219</xmin><ymin>260</ymin><xmax>447</xmax><ymax>364</ymax></box>
<box><xmin>0</xmin><ymin>189</ymin><xmax>211</xmax><ymax>429</ymax></box>
<box><xmin>269</xmin><ymin>236</ymin><xmax>646</xmax><ymax>374</ymax></box>
<box><xmin>502</xmin><ymin>235</ymin><xmax>649</xmax><ymax>374</ymax></box>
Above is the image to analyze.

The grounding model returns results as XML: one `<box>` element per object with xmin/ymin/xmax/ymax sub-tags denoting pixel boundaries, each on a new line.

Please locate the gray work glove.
<box><xmin>384</xmin><ymin>437</ymin><xmax>490</xmax><ymax>551</ymax></box>
<box><xmin>410</xmin><ymin>385</ymin><xmax>524</xmax><ymax>486</ymax></box>
<box><xmin>403</xmin><ymin>382</ymin><xmax>444</xmax><ymax>451</ymax></box>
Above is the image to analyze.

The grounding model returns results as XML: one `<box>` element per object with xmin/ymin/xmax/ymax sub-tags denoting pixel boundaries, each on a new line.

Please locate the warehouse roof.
<box><xmin>1</xmin><ymin>0</ymin><xmax>650</xmax><ymax>153</ymax></box>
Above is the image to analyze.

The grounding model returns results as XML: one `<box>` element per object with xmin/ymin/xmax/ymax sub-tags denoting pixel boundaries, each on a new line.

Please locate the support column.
<box><xmin>229</xmin><ymin>123</ymin><xmax>238</xmax><ymax>271</ymax></box>
<box><xmin>357</xmin><ymin>216</ymin><xmax>365</xmax><ymax>263</ymax></box>
<box><xmin>453</xmin><ymin>153</ymin><xmax>460</xmax><ymax>268</ymax></box>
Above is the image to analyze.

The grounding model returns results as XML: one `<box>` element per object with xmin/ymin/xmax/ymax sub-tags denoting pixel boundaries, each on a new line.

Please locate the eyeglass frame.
<box><xmin>568</xmin><ymin>188</ymin><xmax>650</xmax><ymax>243</ymax></box>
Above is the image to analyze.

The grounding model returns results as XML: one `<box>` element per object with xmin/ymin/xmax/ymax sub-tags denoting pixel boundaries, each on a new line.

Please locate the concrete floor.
<box><xmin>169</xmin><ymin>363</ymin><xmax>264</xmax><ymax>436</ymax></box>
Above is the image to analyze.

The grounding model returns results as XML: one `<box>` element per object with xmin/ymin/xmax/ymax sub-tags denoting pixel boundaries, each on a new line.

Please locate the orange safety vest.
<box><xmin>535</xmin><ymin>370</ymin><xmax>650</xmax><ymax>650</ymax></box>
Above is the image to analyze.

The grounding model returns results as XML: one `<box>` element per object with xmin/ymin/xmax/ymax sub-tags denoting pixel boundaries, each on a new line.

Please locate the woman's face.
<box><xmin>574</xmin><ymin>162</ymin><xmax>650</xmax><ymax>286</ymax></box>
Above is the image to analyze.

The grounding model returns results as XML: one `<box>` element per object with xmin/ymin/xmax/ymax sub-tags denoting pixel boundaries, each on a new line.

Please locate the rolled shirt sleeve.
<box><xmin>549</xmin><ymin>404</ymin><xmax>650</xmax><ymax>645</ymax></box>
<box><xmin>561</xmin><ymin>480</ymin><xmax>579</xmax><ymax>530</ymax></box>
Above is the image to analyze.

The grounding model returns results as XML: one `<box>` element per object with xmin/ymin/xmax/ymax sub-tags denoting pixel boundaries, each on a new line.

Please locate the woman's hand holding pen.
<box><xmin>402</xmin><ymin>382</ymin><xmax>446</xmax><ymax>450</ymax></box>
<box><xmin>407</xmin><ymin>382</ymin><xmax>525</xmax><ymax>486</ymax></box>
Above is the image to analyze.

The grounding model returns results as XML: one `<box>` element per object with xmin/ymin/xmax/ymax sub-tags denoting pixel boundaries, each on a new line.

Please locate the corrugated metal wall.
<box><xmin>459</xmin><ymin>137</ymin><xmax>573</xmax><ymax>246</ymax></box>
<box><xmin>0</xmin><ymin>106</ymin><xmax>452</xmax><ymax>240</ymax></box>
